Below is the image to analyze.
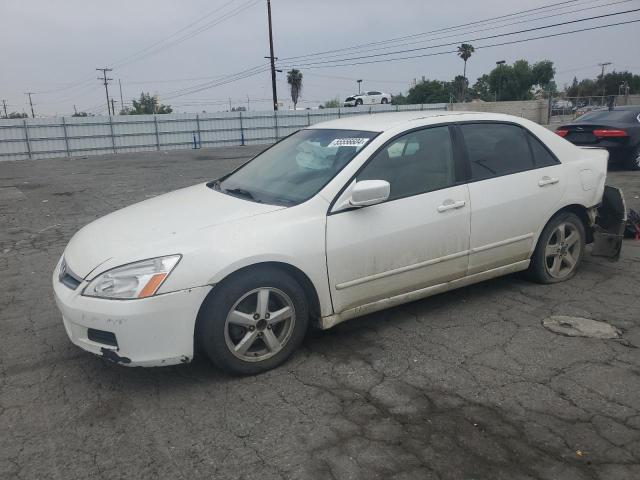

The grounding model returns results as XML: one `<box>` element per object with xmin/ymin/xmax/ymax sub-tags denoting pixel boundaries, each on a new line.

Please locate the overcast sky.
<box><xmin>2</xmin><ymin>0</ymin><xmax>639</xmax><ymax>116</ymax></box>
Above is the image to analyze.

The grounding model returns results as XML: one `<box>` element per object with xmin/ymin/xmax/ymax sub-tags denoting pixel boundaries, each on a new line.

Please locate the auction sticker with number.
<box><xmin>327</xmin><ymin>138</ymin><xmax>370</xmax><ymax>148</ymax></box>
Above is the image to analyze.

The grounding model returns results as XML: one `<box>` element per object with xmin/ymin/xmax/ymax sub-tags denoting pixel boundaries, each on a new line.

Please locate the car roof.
<box><xmin>308</xmin><ymin>111</ymin><xmax>522</xmax><ymax>133</ymax></box>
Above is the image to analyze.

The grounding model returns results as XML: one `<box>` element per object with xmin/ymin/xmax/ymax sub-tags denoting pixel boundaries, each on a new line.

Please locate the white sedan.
<box><xmin>344</xmin><ymin>91</ymin><xmax>392</xmax><ymax>107</ymax></box>
<box><xmin>53</xmin><ymin>112</ymin><xmax>625</xmax><ymax>374</ymax></box>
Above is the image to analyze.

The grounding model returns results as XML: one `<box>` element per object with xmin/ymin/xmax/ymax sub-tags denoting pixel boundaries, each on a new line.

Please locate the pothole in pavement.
<box><xmin>542</xmin><ymin>316</ymin><xmax>621</xmax><ymax>339</ymax></box>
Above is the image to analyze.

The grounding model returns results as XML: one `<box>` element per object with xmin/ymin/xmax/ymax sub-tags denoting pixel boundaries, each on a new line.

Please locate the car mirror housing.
<box><xmin>349</xmin><ymin>180</ymin><xmax>390</xmax><ymax>208</ymax></box>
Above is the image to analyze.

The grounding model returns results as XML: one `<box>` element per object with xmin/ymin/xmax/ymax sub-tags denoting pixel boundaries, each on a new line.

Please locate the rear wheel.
<box><xmin>624</xmin><ymin>144</ymin><xmax>640</xmax><ymax>171</ymax></box>
<box><xmin>527</xmin><ymin>212</ymin><xmax>585</xmax><ymax>284</ymax></box>
<box><xmin>198</xmin><ymin>267</ymin><xmax>309</xmax><ymax>375</ymax></box>
<box><xmin>381</xmin><ymin>98</ymin><xmax>388</xmax><ymax>104</ymax></box>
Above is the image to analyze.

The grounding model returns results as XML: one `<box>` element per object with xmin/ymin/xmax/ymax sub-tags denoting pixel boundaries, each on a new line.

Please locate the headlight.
<box><xmin>83</xmin><ymin>255</ymin><xmax>181</xmax><ymax>299</ymax></box>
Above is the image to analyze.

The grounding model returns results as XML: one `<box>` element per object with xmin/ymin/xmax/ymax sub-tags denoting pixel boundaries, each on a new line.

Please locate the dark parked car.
<box><xmin>555</xmin><ymin>106</ymin><xmax>640</xmax><ymax>170</ymax></box>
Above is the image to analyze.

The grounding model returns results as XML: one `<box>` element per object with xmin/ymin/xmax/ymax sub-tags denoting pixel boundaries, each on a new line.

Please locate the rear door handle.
<box><xmin>437</xmin><ymin>200</ymin><xmax>466</xmax><ymax>212</ymax></box>
<box><xmin>538</xmin><ymin>176</ymin><xmax>559</xmax><ymax>187</ymax></box>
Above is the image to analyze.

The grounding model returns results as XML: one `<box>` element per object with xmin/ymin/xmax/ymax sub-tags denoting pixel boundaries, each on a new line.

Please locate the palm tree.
<box><xmin>457</xmin><ymin>43</ymin><xmax>475</xmax><ymax>78</ymax></box>
<box><xmin>457</xmin><ymin>43</ymin><xmax>474</xmax><ymax>102</ymax></box>
<box><xmin>287</xmin><ymin>69</ymin><xmax>303</xmax><ymax>110</ymax></box>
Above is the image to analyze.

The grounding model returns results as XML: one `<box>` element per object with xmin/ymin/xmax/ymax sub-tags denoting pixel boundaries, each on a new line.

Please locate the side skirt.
<box><xmin>319</xmin><ymin>260</ymin><xmax>530</xmax><ymax>330</ymax></box>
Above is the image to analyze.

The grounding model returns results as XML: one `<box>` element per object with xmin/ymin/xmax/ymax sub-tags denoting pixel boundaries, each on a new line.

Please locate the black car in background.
<box><xmin>556</xmin><ymin>106</ymin><xmax>640</xmax><ymax>170</ymax></box>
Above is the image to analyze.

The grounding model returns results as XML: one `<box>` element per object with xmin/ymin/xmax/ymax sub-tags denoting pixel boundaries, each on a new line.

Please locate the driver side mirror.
<box><xmin>349</xmin><ymin>180</ymin><xmax>390</xmax><ymax>207</ymax></box>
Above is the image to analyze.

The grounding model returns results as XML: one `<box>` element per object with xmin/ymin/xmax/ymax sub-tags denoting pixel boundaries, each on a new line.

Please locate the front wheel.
<box><xmin>198</xmin><ymin>267</ymin><xmax>309</xmax><ymax>375</ymax></box>
<box><xmin>527</xmin><ymin>212</ymin><xmax>585</xmax><ymax>284</ymax></box>
<box><xmin>355</xmin><ymin>99</ymin><xmax>363</xmax><ymax>106</ymax></box>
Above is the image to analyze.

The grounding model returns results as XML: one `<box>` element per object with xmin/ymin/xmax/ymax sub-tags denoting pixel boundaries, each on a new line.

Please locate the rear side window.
<box><xmin>526</xmin><ymin>132</ymin><xmax>559</xmax><ymax>167</ymax></box>
<box><xmin>460</xmin><ymin>123</ymin><xmax>535</xmax><ymax>180</ymax></box>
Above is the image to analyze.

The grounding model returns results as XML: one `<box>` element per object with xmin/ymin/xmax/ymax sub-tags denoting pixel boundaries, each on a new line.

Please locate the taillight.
<box><xmin>593</xmin><ymin>129</ymin><xmax>628</xmax><ymax>138</ymax></box>
<box><xmin>555</xmin><ymin>129</ymin><xmax>568</xmax><ymax>137</ymax></box>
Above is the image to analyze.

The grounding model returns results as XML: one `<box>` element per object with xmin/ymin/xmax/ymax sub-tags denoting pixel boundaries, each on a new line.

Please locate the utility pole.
<box><xmin>1</xmin><ymin>99</ymin><xmax>7</xmax><ymax>118</ymax></box>
<box><xmin>357</xmin><ymin>79</ymin><xmax>362</xmax><ymax>94</ymax></box>
<box><xmin>266</xmin><ymin>0</ymin><xmax>278</xmax><ymax>111</ymax></box>
<box><xmin>97</xmin><ymin>67</ymin><xmax>113</xmax><ymax>115</ymax></box>
<box><xmin>111</xmin><ymin>98</ymin><xmax>117</xmax><ymax>115</ymax></box>
<box><xmin>25</xmin><ymin>92</ymin><xmax>35</xmax><ymax>118</ymax></box>
<box><xmin>229</xmin><ymin>97</ymin><xmax>233</xmax><ymax>111</ymax></box>
<box><xmin>118</xmin><ymin>79</ymin><xmax>124</xmax><ymax>113</ymax></box>
<box><xmin>247</xmin><ymin>95</ymin><xmax>250</xmax><ymax>111</ymax></box>
<box><xmin>598</xmin><ymin>62</ymin><xmax>611</xmax><ymax>97</ymax></box>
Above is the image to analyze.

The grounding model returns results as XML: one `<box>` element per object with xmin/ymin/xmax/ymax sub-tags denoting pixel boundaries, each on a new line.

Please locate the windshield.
<box><xmin>216</xmin><ymin>129</ymin><xmax>377</xmax><ymax>206</ymax></box>
<box><xmin>576</xmin><ymin>109</ymin><xmax>640</xmax><ymax>123</ymax></box>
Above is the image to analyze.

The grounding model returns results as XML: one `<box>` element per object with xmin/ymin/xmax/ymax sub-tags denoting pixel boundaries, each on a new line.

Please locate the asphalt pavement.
<box><xmin>1</xmin><ymin>146</ymin><xmax>639</xmax><ymax>480</ymax></box>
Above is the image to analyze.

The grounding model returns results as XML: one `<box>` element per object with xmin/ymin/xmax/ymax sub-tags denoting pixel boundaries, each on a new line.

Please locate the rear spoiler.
<box><xmin>592</xmin><ymin>186</ymin><xmax>626</xmax><ymax>259</ymax></box>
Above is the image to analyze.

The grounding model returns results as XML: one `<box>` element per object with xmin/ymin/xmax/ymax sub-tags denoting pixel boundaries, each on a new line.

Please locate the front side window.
<box><xmin>357</xmin><ymin>126</ymin><xmax>456</xmax><ymax>201</ymax></box>
<box><xmin>217</xmin><ymin>129</ymin><xmax>376</xmax><ymax>206</ymax></box>
<box><xmin>459</xmin><ymin>123</ymin><xmax>534</xmax><ymax>181</ymax></box>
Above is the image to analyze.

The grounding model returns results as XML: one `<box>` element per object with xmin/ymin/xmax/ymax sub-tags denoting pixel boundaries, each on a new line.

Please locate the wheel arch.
<box><xmin>537</xmin><ymin>203</ymin><xmax>593</xmax><ymax>249</ymax></box>
<box><xmin>194</xmin><ymin>261</ymin><xmax>322</xmax><ymax>354</ymax></box>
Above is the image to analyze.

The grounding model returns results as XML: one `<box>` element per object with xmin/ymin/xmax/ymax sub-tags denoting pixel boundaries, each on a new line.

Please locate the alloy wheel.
<box><xmin>224</xmin><ymin>287</ymin><xmax>296</xmax><ymax>362</ymax></box>
<box><xmin>544</xmin><ymin>222</ymin><xmax>582</xmax><ymax>279</ymax></box>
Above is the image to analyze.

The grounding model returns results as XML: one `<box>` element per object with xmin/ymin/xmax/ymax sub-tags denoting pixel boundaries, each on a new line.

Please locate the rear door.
<box><xmin>457</xmin><ymin>122</ymin><xmax>566</xmax><ymax>275</ymax></box>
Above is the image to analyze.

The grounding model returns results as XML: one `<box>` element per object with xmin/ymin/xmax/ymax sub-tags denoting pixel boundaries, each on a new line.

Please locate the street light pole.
<box><xmin>357</xmin><ymin>79</ymin><xmax>362</xmax><ymax>94</ymax></box>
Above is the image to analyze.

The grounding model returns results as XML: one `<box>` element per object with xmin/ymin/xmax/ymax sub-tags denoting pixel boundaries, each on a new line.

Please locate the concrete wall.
<box><xmin>449</xmin><ymin>99</ymin><xmax>549</xmax><ymax>125</ymax></box>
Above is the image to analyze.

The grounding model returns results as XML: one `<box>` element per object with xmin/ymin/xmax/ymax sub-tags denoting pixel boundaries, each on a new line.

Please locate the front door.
<box><xmin>326</xmin><ymin>125</ymin><xmax>471</xmax><ymax>313</ymax></box>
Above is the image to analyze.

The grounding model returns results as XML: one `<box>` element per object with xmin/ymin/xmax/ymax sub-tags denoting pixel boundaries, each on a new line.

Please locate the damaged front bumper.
<box><xmin>52</xmin><ymin>258</ymin><xmax>212</xmax><ymax>367</ymax></box>
<box><xmin>591</xmin><ymin>185</ymin><xmax>627</xmax><ymax>260</ymax></box>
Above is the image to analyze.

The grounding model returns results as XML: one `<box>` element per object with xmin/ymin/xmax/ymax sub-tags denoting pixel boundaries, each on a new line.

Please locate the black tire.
<box><xmin>198</xmin><ymin>266</ymin><xmax>309</xmax><ymax>375</ymax></box>
<box><xmin>355</xmin><ymin>99</ymin><xmax>363</xmax><ymax>106</ymax></box>
<box><xmin>381</xmin><ymin>98</ymin><xmax>388</xmax><ymax>104</ymax></box>
<box><xmin>624</xmin><ymin>144</ymin><xmax>640</xmax><ymax>171</ymax></box>
<box><xmin>527</xmin><ymin>212</ymin><xmax>586</xmax><ymax>284</ymax></box>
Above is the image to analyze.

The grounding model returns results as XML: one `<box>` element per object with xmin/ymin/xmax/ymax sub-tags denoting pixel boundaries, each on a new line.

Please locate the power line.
<box><xmin>279</xmin><ymin>9</ymin><xmax>640</xmax><ymax>68</ymax></box>
<box><xmin>280</xmin><ymin>0</ymin><xmax>632</xmax><ymax>64</ymax></box>
<box><xmin>278</xmin><ymin>18</ymin><xmax>640</xmax><ymax>70</ymax></box>
<box><xmin>112</xmin><ymin>0</ymin><xmax>262</xmax><ymax>68</ymax></box>
<box><xmin>110</xmin><ymin>0</ymin><xmax>239</xmax><ymax>67</ymax></box>
<box><xmin>279</xmin><ymin>0</ymin><xmax>586</xmax><ymax>62</ymax></box>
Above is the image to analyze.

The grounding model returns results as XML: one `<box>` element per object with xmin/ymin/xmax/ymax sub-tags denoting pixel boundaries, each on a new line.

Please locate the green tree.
<box><xmin>72</xmin><ymin>111</ymin><xmax>91</xmax><ymax>117</ymax></box>
<box><xmin>123</xmin><ymin>92</ymin><xmax>172</xmax><ymax>115</ymax></box>
<box><xmin>532</xmin><ymin>60</ymin><xmax>555</xmax><ymax>90</ymax></box>
<box><xmin>322</xmin><ymin>97</ymin><xmax>340</xmax><ymax>108</ymax></box>
<box><xmin>7</xmin><ymin>112</ymin><xmax>28</xmax><ymax>118</ymax></box>
<box><xmin>453</xmin><ymin>75</ymin><xmax>469</xmax><ymax>103</ymax></box>
<box><xmin>287</xmin><ymin>69</ymin><xmax>303</xmax><ymax>110</ymax></box>
<box><xmin>406</xmin><ymin>79</ymin><xmax>451</xmax><ymax>104</ymax></box>
<box><xmin>471</xmin><ymin>74</ymin><xmax>493</xmax><ymax>101</ymax></box>
<box><xmin>391</xmin><ymin>93</ymin><xmax>408</xmax><ymax>105</ymax></box>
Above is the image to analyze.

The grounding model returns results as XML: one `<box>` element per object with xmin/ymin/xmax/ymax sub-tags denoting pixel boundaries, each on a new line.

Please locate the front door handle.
<box><xmin>538</xmin><ymin>176</ymin><xmax>559</xmax><ymax>187</ymax></box>
<box><xmin>437</xmin><ymin>199</ymin><xmax>466</xmax><ymax>213</ymax></box>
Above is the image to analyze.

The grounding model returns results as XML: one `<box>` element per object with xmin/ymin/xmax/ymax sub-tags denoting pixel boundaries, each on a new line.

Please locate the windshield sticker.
<box><xmin>327</xmin><ymin>138</ymin><xmax>370</xmax><ymax>148</ymax></box>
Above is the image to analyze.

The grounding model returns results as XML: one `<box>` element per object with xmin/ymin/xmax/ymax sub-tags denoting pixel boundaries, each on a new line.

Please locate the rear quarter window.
<box><xmin>526</xmin><ymin>132</ymin><xmax>559</xmax><ymax>167</ymax></box>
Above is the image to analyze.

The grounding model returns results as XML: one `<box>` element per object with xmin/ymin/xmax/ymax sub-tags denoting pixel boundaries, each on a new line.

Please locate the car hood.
<box><xmin>64</xmin><ymin>183</ymin><xmax>284</xmax><ymax>278</ymax></box>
